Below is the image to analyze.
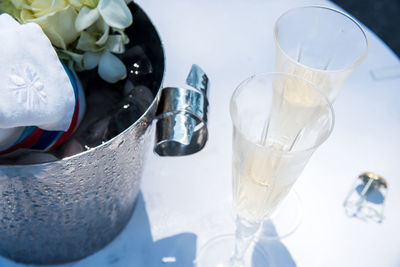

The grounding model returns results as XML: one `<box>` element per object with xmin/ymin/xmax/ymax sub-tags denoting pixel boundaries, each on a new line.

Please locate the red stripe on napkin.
<box><xmin>48</xmin><ymin>99</ymin><xmax>80</xmax><ymax>150</ymax></box>
<box><xmin>0</xmin><ymin>128</ymin><xmax>44</xmax><ymax>155</ymax></box>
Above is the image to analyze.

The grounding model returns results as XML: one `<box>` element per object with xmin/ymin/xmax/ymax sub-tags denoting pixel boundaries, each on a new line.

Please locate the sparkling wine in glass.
<box><xmin>196</xmin><ymin>73</ymin><xmax>334</xmax><ymax>267</ymax></box>
<box><xmin>274</xmin><ymin>6</ymin><xmax>368</xmax><ymax>102</ymax></box>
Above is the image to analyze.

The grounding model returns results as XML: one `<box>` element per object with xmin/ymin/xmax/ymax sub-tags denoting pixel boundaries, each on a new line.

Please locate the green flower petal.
<box><xmin>29</xmin><ymin>5</ymin><xmax>79</xmax><ymax>49</ymax></box>
<box><xmin>59</xmin><ymin>49</ymin><xmax>85</xmax><ymax>70</ymax></box>
<box><xmin>107</xmin><ymin>35</ymin><xmax>125</xmax><ymax>54</ymax></box>
<box><xmin>75</xmin><ymin>6</ymin><xmax>99</xmax><ymax>32</ymax></box>
<box><xmin>93</xmin><ymin>17</ymin><xmax>109</xmax><ymax>45</ymax></box>
<box><xmin>31</xmin><ymin>0</ymin><xmax>67</xmax><ymax>17</ymax></box>
<box><xmin>113</xmin><ymin>28</ymin><xmax>130</xmax><ymax>44</ymax></box>
<box><xmin>81</xmin><ymin>0</ymin><xmax>98</xmax><ymax>9</ymax></box>
<box><xmin>10</xmin><ymin>0</ymin><xmax>24</xmax><ymax>9</ymax></box>
<box><xmin>20</xmin><ymin>7</ymin><xmax>35</xmax><ymax>23</ymax></box>
<box><xmin>68</xmin><ymin>0</ymin><xmax>83</xmax><ymax>11</ymax></box>
<box><xmin>76</xmin><ymin>30</ymin><xmax>97</xmax><ymax>51</ymax></box>
<box><xmin>0</xmin><ymin>1</ymin><xmax>20</xmax><ymax>19</ymax></box>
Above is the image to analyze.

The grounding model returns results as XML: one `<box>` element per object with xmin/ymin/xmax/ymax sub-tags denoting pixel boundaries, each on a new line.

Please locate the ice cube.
<box><xmin>59</xmin><ymin>138</ymin><xmax>85</xmax><ymax>158</ymax></box>
<box><xmin>76</xmin><ymin>115</ymin><xmax>112</xmax><ymax>149</ymax></box>
<box><xmin>121</xmin><ymin>45</ymin><xmax>153</xmax><ymax>85</ymax></box>
<box><xmin>108</xmin><ymin>84</ymin><xmax>154</xmax><ymax>138</ymax></box>
<box><xmin>107</xmin><ymin>100</ymin><xmax>141</xmax><ymax>137</ymax></box>
<box><xmin>73</xmin><ymin>59</ymin><xmax>155</xmax><ymax>149</ymax></box>
<box><xmin>124</xmin><ymin>84</ymin><xmax>154</xmax><ymax>112</ymax></box>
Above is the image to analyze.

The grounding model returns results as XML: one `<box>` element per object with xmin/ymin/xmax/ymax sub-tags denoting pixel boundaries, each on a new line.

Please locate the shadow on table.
<box><xmin>121</xmin><ymin>192</ymin><xmax>197</xmax><ymax>266</ymax></box>
<box><xmin>253</xmin><ymin>220</ymin><xmax>297</xmax><ymax>267</ymax></box>
<box><xmin>74</xmin><ymin>192</ymin><xmax>197</xmax><ymax>267</ymax></box>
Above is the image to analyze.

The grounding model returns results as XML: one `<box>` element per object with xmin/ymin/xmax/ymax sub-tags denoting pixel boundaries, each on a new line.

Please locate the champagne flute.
<box><xmin>195</xmin><ymin>73</ymin><xmax>334</xmax><ymax>266</ymax></box>
<box><xmin>274</xmin><ymin>6</ymin><xmax>368</xmax><ymax>102</ymax></box>
<box><xmin>267</xmin><ymin>5</ymin><xmax>368</xmax><ymax>239</ymax></box>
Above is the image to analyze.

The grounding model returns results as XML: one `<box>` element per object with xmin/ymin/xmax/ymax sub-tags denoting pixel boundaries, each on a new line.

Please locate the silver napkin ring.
<box><xmin>154</xmin><ymin>64</ymin><xmax>209</xmax><ymax>156</ymax></box>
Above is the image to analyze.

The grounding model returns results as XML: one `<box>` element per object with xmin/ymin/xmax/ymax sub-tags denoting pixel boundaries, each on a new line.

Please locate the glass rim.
<box><xmin>229</xmin><ymin>72</ymin><xmax>335</xmax><ymax>155</ymax></box>
<box><xmin>273</xmin><ymin>6</ymin><xmax>369</xmax><ymax>73</ymax></box>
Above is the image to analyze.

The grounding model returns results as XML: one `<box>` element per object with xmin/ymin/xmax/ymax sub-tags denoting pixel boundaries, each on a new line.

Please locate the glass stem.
<box><xmin>230</xmin><ymin>216</ymin><xmax>261</xmax><ymax>266</ymax></box>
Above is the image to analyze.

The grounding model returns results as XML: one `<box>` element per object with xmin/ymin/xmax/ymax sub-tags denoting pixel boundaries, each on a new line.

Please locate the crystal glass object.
<box><xmin>196</xmin><ymin>73</ymin><xmax>334</xmax><ymax>266</ymax></box>
<box><xmin>274</xmin><ymin>6</ymin><xmax>368</xmax><ymax>102</ymax></box>
<box><xmin>344</xmin><ymin>172</ymin><xmax>388</xmax><ymax>223</ymax></box>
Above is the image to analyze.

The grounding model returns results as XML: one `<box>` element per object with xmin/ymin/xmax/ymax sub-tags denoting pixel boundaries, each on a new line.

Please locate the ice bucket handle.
<box><xmin>154</xmin><ymin>64</ymin><xmax>209</xmax><ymax>156</ymax></box>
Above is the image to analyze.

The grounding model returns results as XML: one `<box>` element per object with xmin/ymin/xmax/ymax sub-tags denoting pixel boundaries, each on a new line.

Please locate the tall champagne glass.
<box><xmin>274</xmin><ymin>6</ymin><xmax>368</xmax><ymax>102</ymax></box>
<box><xmin>196</xmin><ymin>73</ymin><xmax>334</xmax><ymax>266</ymax></box>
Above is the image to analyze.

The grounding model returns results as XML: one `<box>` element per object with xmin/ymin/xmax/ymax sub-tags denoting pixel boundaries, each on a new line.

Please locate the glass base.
<box><xmin>195</xmin><ymin>234</ymin><xmax>269</xmax><ymax>267</ymax></box>
<box><xmin>259</xmin><ymin>189</ymin><xmax>303</xmax><ymax>240</ymax></box>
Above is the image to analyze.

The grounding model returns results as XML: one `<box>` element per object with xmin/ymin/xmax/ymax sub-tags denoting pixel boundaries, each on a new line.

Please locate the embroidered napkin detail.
<box><xmin>0</xmin><ymin>14</ymin><xmax>75</xmax><ymax>132</ymax></box>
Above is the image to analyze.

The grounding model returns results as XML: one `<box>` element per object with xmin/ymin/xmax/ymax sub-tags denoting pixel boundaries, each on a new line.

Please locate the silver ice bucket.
<box><xmin>0</xmin><ymin>3</ymin><xmax>208</xmax><ymax>264</ymax></box>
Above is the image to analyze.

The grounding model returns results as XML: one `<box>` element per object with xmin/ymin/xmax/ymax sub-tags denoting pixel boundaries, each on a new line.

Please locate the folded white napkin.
<box><xmin>0</xmin><ymin>14</ymin><xmax>76</xmax><ymax>151</ymax></box>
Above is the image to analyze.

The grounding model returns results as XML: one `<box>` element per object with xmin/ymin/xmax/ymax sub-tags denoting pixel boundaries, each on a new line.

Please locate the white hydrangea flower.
<box><xmin>73</xmin><ymin>0</ymin><xmax>132</xmax><ymax>83</ymax></box>
<box><xmin>82</xmin><ymin>34</ymin><xmax>129</xmax><ymax>83</ymax></box>
<box><xmin>75</xmin><ymin>0</ymin><xmax>132</xmax><ymax>31</ymax></box>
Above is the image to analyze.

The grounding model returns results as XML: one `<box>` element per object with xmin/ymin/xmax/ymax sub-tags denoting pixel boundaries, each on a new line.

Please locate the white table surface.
<box><xmin>2</xmin><ymin>0</ymin><xmax>399</xmax><ymax>266</ymax></box>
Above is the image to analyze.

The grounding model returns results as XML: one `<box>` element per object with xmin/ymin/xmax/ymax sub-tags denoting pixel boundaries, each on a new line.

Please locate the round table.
<box><xmin>2</xmin><ymin>0</ymin><xmax>399</xmax><ymax>266</ymax></box>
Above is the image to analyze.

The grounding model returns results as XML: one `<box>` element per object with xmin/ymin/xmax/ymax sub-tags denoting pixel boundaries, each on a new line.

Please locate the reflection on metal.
<box><xmin>186</xmin><ymin>64</ymin><xmax>209</xmax><ymax>95</ymax></box>
<box><xmin>154</xmin><ymin>64</ymin><xmax>209</xmax><ymax>156</ymax></box>
<box><xmin>162</xmin><ymin>256</ymin><xmax>177</xmax><ymax>263</ymax></box>
<box><xmin>343</xmin><ymin>172</ymin><xmax>388</xmax><ymax>223</ymax></box>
